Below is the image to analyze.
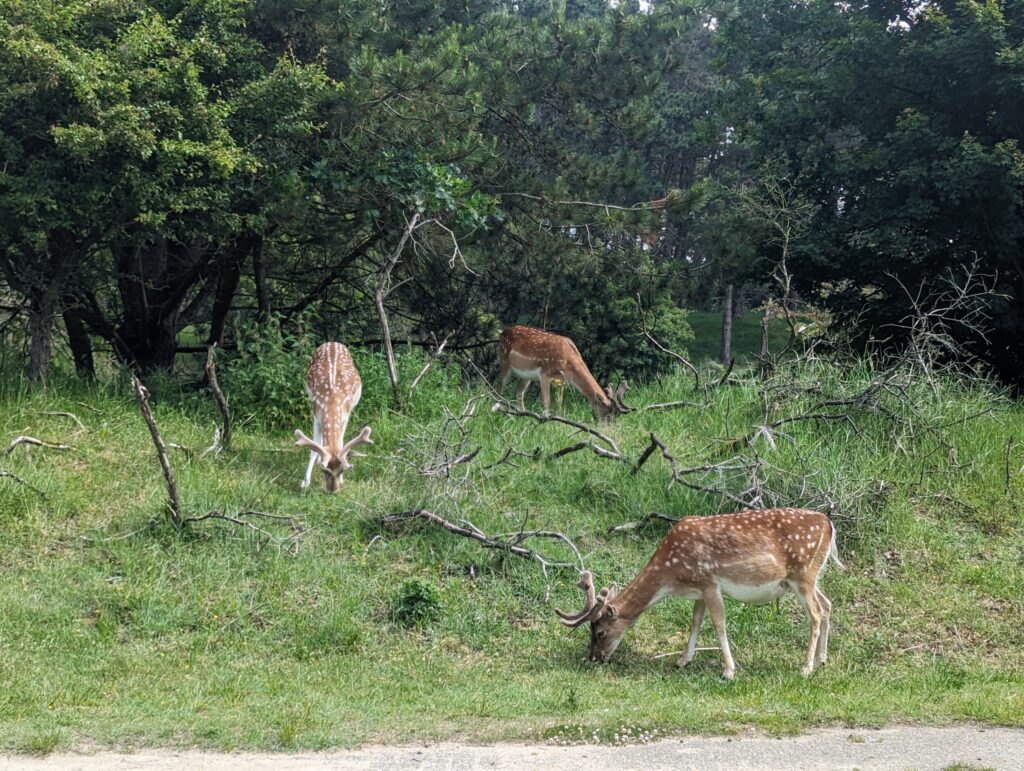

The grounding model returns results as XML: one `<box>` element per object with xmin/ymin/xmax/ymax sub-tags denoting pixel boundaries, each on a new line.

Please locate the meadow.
<box><xmin>0</xmin><ymin>328</ymin><xmax>1022</xmax><ymax>753</ymax></box>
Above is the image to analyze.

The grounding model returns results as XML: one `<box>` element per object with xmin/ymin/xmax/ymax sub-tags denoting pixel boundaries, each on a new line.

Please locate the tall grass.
<box><xmin>0</xmin><ymin>350</ymin><xmax>1021</xmax><ymax>752</ymax></box>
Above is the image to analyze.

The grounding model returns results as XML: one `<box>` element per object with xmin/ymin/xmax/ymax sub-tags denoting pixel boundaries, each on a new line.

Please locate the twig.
<box><xmin>2</xmin><ymin>435</ymin><xmax>73</xmax><ymax>456</ymax></box>
<box><xmin>408</xmin><ymin>333</ymin><xmax>451</xmax><ymax>399</ymax></box>
<box><xmin>642</xmin><ymin>400</ymin><xmax>707</xmax><ymax>412</ymax></box>
<box><xmin>363</xmin><ymin>534</ymin><xmax>385</xmax><ymax>557</ymax></box>
<box><xmin>205</xmin><ymin>343</ymin><xmax>231</xmax><ymax>452</ymax></box>
<box><xmin>0</xmin><ymin>469</ymin><xmax>46</xmax><ymax>496</ymax></box>
<box><xmin>383</xmin><ymin>509</ymin><xmax>582</xmax><ymax>597</ymax></box>
<box><xmin>492</xmin><ymin>403</ymin><xmax>620</xmax><ymax>454</ymax></box>
<box><xmin>183</xmin><ymin>510</ymin><xmax>305</xmax><ymax>554</ymax></box>
<box><xmin>551</xmin><ymin>441</ymin><xmax>630</xmax><ymax>464</ymax></box>
<box><xmin>35</xmin><ymin>411</ymin><xmax>87</xmax><ymax>432</ymax></box>
<box><xmin>131</xmin><ymin>374</ymin><xmax>182</xmax><ymax>529</ymax></box>
<box><xmin>607</xmin><ymin>512</ymin><xmax>680</xmax><ymax>534</ymax></box>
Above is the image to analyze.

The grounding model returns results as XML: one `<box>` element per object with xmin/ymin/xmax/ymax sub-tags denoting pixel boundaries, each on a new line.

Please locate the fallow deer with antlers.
<box><xmin>557</xmin><ymin>508</ymin><xmax>842</xmax><ymax>679</ymax></box>
<box><xmin>497</xmin><ymin>325</ymin><xmax>629</xmax><ymax>421</ymax></box>
<box><xmin>294</xmin><ymin>342</ymin><xmax>373</xmax><ymax>492</ymax></box>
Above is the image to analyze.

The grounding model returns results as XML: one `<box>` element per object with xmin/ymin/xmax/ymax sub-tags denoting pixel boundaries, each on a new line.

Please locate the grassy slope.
<box><xmin>0</xmin><ymin>357</ymin><xmax>1022</xmax><ymax>753</ymax></box>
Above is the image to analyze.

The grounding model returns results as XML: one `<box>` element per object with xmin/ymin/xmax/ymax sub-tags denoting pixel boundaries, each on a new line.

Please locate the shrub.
<box><xmin>391</xmin><ymin>577</ymin><xmax>443</xmax><ymax>627</ymax></box>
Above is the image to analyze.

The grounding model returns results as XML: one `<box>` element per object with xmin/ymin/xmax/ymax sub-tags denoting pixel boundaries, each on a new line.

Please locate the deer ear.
<box><xmin>606</xmin><ymin>605</ymin><xmax>619</xmax><ymax>620</ymax></box>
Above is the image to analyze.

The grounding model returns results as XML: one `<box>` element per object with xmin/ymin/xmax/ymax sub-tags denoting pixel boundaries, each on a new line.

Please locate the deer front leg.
<box><xmin>301</xmin><ymin>413</ymin><xmax>322</xmax><ymax>489</ymax></box>
<box><xmin>677</xmin><ymin>599</ymin><xmax>707</xmax><ymax>669</ymax></box>
<box><xmin>704</xmin><ymin>587</ymin><xmax>736</xmax><ymax>680</ymax></box>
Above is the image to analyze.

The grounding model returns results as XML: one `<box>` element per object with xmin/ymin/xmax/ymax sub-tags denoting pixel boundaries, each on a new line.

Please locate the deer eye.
<box><xmin>596</xmin><ymin>629</ymin><xmax>607</xmax><ymax>639</ymax></box>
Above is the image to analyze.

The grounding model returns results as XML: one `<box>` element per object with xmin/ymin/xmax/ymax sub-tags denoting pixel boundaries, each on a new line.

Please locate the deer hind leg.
<box><xmin>814</xmin><ymin>588</ymin><xmax>832</xmax><ymax>665</ymax></box>
<box><xmin>677</xmin><ymin>599</ymin><xmax>707</xmax><ymax>669</ymax></box>
<box><xmin>539</xmin><ymin>375</ymin><xmax>552</xmax><ymax>417</ymax></box>
<box><xmin>515</xmin><ymin>378</ymin><xmax>530</xmax><ymax>411</ymax></box>
<box><xmin>703</xmin><ymin>588</ymin><xmax>736</xmax><ymax>680</ymax></box>
<box><xmin>795</xmin><ymin>582</ymin><xmax>823</xmax><ymax>676</ymax></box>
<box><xmin>498</xmin><ymin>360</ymin><xmax>511</xmax><ymax>397</ymax></box>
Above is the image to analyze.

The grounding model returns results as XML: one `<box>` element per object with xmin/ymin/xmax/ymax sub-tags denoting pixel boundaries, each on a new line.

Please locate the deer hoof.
<box><xmin>801</xmin><ymin>664</ymin><xmax>815</xmax><ymax>677</ymax></box>
<box><xmin>676</xmin><ymin>656</ymin><xmax>693</xmax><ymax>669</ymax></box>
<box><xmin>722</xmin><ymin>668</ymin><xmax>735</xmax><ymax>681</ymax></box>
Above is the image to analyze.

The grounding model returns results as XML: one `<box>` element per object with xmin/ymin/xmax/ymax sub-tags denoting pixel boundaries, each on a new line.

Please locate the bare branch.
<box><xmin>205</xmin><ymin>343</ymin><xmax>231</xmax><ymax>452</ymax></box>
<box><xmin>0</xmin><ymin>468</ymin><xmax>46</xmax><ymax>496</ymax></box>
<box><xmin>492</xmin><ymin>402</ymin><xmax>620</xmax><ymax>454</ymax></box>
<box><xmin>408</xmin><ymin>333</ymin><xmax>451</xmax><ymax>399</ymax></box>
<box><xmin>131</xmin><ymin>374</ymin><xmax>182</xmax><ymax>529</ymax></box>
<box><xmin>2</xmin><ymin>435</ymin><xmax>73</xmax><ymax>456</ymax></box>
<box><xmin>35</xmin><ymin>411</ymin><xmax>87</xmax><ymax>432</ymax></box>
<box><xmin>607</xmin><ymin>512</ymin><xmax>680</xmax><ymax>534</ymax></box>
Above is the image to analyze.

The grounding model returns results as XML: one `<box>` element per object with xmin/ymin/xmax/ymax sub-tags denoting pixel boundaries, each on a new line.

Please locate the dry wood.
<box><xmin>2</xmin><ymin>435</ymin><xmax>73</xmax><ymax>456</ymax></box>
<box><xmin>35</xmin><ymin>411</ymin><xmax>87</xmax><ymax>431</ymax></box>
<box><xmin>0</xmin><ymin>468</ymin><xmax>46</xmax><ymax>496</ymax></box>
<box><xmin>408</xmin><ymin>333</ymin><xmax>450</xmax><ymax>398</ymax></box>
<box><xmin>383</xmin><ymin>508</ymin><xmax>583</xmax><ymax>597</ymax></box>
<box><xmin>607</xmin><ymin>512</ymin><xmax>680</xmax><ymax>534</ymax></box>
<box><xmin>131</xmin><ymin>374</ymin><xmax>183</xmax><ymax>529</ymax></box>
<box><xmin>493</xmin><ymin>403</ymin><xmax>620</xmax><ymax>454</ymax></box>
<box><xmin>205</xmin><ymin>343</ymin><xmax>231</xmax><ymax>451</ymax></box>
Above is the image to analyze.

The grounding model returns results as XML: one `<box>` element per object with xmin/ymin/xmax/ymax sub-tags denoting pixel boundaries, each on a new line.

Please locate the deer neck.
<box><xmin>319</xmin><ymin>396</ymin><xmax>351</xmax><ymax>458</ymax></box>
<box><xmin>563</xmin><ymin>363</ymin><xmax>610</xmax><ymax>411</ymax></box>
<box><xmin>608</xmin><ymin>563</ymin><xmax>675</xmax><ymax>623</ymax></box>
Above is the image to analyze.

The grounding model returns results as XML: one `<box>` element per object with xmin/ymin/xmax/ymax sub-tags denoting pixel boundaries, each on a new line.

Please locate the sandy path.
<box><xmin>3</xmin><ymin>725</ymin><xmax>1023</xmax><ymax>770</ymax></box>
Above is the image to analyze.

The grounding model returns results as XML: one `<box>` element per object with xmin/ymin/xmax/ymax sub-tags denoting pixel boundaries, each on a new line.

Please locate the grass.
<box><xmin>0</xmin><ymin>352</ymin><xmax>1022</xmax><ymax>753</ymax></box>
<box><xmin>685</xmin><ymin>310</ymin><xmax>790</xmax><ymax>363</ymax></box>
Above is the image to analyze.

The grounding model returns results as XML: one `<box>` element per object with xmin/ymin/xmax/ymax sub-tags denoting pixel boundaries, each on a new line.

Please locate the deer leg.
<box><xmin>677</xmin><ymin>599</ymin><xmax>706</xmax><ymax>669</ymax></box>
<box><xmin>795</xmin><ymin>583</ymin><xmax>822</xmax><ymax>676</ymax></box>
<box><xmin>703</xmin><ymin>588</ymin><xmax>735</xmax><ymax>680</ymax></box>
<box><xmin>515</xmin><ymin>379</ymin><xmax>530</xmax><ymax>411</ymax></box>
<box><xmin>301</xmin><ymin>412</ymin><xmax>322</xmax><ymax>490</ymax></box>
<box><xmin>814</xmin><ymin>588</ymin><xmax>832</xmax><ymax>664</ymax></box>
<box><xmin>498</xmin><ymin>361</ymin><xmax>511</xmax><ymax>396</ymax></box>
<box><xmin>539</xmin><ymin>375</ymin><xmax>552</xmax><ymax>417</ymax></box>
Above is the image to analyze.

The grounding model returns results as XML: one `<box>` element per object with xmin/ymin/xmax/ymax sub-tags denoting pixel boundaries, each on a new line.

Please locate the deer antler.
<box><xmin>295</xmin><ymin>429</ymin><xmax>330</xmax><ymax>465</ymax></box>
<box><xmin>337</xmin><ymin>425</ymin><xmax>373</xmax><ymax>470</ymax></box>
<box><xmin>603</xmin><ymin>380</ymin><xmax>632</xmax><ymax>415</ymax></box>
<box><xmin>555</xmin><ymin>570</ymin><xmax>612</xmax><ymax>627</ymax></box>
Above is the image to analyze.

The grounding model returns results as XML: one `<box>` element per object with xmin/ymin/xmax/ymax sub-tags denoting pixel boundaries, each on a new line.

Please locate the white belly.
<box><xmin>512</xmin><ymin>366</ymin><xmax>542</xmax><ymax>381</ymax></box>
<box><xmin>718</xmin><ymin>578</ymin><xmax>789</xmax><ymax>604</ymax></box>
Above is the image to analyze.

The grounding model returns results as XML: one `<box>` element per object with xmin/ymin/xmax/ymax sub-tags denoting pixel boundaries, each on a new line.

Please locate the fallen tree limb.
<box><xmin>492</xmin><ymin>403</ymin><xmax>620</xmax><ymax>454</ymax></box>
<box><xmin>551</xmin><ymin>441</ymin><xmax>631</xmax><ymax>464</ymax></box>
<box><xmin>0</xmin><ymin>468</ymin><xmax>46</xmax><ymax>496</ymax></box>
<box><xmin>383</xmin><ymin>509</ymin><xmax>583</xmax><ymax>597</ymax></box>
<box><xmin>2</xmin><ymin>435</ymin><xmax>73</xmax><ymax>456</ymax></box>
<box><xmin>35</xmin><ymin>411</ymin><xmax>87</xmax><ymax>432</ymax></box>
<box><xmin>607</xmin><ymin>512</ymin><xmax>680</xmax><ymax>534</ymax></box>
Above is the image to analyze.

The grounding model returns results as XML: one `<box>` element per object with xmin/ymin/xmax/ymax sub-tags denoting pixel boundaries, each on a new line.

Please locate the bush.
<box><xmin>391</xmin><ymin>577</ymin><xmax>443</xmax><ymax>627</ymax></box>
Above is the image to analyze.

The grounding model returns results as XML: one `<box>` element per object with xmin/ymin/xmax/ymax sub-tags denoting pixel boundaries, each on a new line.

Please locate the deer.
<box><xmin>497</xmin><ymin>325</ymin><xmax>630</xmax><ymax>421</ymax></box>
<box><xmin>556</xmin><ymin>508</ymin><xmax>842</xmax><ymax>679</ymax></box>
<box><xmin>294</xmin><ymin>342</ymin><xmax>373</xmax><ymax>492</ymax></box>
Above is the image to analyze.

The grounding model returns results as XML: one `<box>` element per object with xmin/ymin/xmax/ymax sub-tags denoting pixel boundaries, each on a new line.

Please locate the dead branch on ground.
<box><xmin>383</xmin><ymin>508</ymin><xmax>584</xmax><ymax>598</ymax></box>
<box><xmin>607</xmin><ymin>512</ymin><xmax>680</xmax><ymax>534</ymax></box>
<box><xmin>3</xmin><ymin>435</ymin><xmax>73</xmax><ymax>456</ymax></box>
<box><xmin>35</xmin><ymin>411</ymin><xmax>87</xmax><ymax>432</ymax></box>
<box><xmin>492</xmin><ymin>402</ymin><xmax>621</xmax><ymax>454</ymax></box>
<box><xmin>0</xmin><ymin>468</ymin><xmax>46</xmax><ymax>496</ymax></box>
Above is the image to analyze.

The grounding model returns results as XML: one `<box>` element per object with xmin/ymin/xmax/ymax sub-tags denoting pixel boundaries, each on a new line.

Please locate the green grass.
<box><xmin>686</xmin><ymin>310</ymin><xmax>790</xmax><ymax>363</ymax></box>
<box><xmin>0</xmin><ymin>354</ymin><xmax>1022</xmax><ymax>752</ymax></box>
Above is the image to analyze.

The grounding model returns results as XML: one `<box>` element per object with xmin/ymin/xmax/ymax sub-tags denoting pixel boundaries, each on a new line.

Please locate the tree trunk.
<box><xmin>27</xmin><ymin>291</ymin><xmax>57</xmax><ymax>386</ymax></box>
<box><xmin>208</xmin><ymin>237</ymin><xmax>252</xmax><ymax>346</ymax></box>
<box><xmin>720</xmin><ymin>282</ymin><xmax>734</xmax><ymax>367</ymax></box>
<box><xmin>252</xmin><ymin>236</ymin><xmax>269</xmax><ymax>321</ymax></box>
<box><xmin>62</xmin><ymin>301</ymin><xmax>95</xmax><ymax>379</ymax></box>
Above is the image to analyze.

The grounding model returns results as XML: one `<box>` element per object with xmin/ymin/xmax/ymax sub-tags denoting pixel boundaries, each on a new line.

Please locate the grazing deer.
<box><xmin>294</xmin><ymin>342</ymin><xmax>373</xmax><ymax>492</ymax></box>
<box><xmin>557</xmin><ymin>508</ymin><xmax>842</xmax><ymax>679</ymax></box>
<box><xmin>497</xmin><ymin>325</ymin><xmax>629</xmax><ymax>421</ymax></box>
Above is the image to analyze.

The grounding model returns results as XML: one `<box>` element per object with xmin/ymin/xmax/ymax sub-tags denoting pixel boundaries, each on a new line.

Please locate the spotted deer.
<box><xmin>497</xmin><ymin>325</ymin><xmax>629</xmax><ymax>421</ymax></box>
<box><xmin>294</xmin><ymin>342</ymin><xmax>373</xmax><ymax>492</ymax></box>
<box><xmin>557</xmin><ymin>508</ymin><xmax>842</xmax><ymax>679</ymax></box>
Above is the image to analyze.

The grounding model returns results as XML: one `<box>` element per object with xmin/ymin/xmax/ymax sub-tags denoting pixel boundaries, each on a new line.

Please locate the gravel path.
<box><xmin>3</xmin><ymin>725</ymin><xmax>1022</xmax><ymax>770</ymax></box>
